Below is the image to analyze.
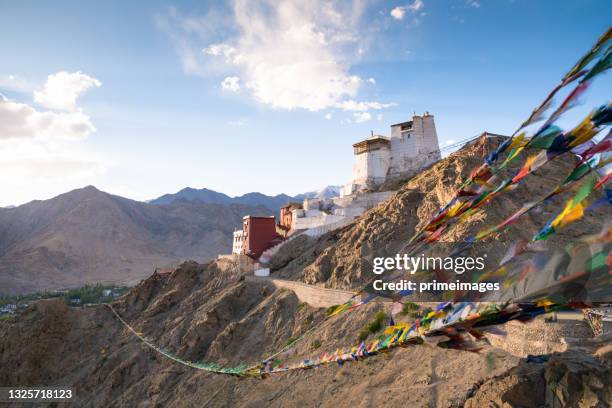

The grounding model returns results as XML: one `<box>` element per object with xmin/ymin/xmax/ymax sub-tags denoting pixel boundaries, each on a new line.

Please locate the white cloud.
<box><xmin>0</xmin><ymin>71</ymin><xmax>104</xmax><ymax>206</ymax></box>
<box><xmin>34</xmin><ymin>71</ymin><xmax>101</xmax><ymax>111</ymax></box>
<box><xmin>390</xmin><ymin>0</ymin><xmax>424</xmax><ymax>21</ymax></box>
<box><xmin>204</xmin><ymin>44</ymin><xmax>243</xmax><ymax>65</ymax></box>
<box><xmin>410</xmin><ymin>0</ymin><xmax>425</xmax><ymax>12</ymax></box>
<box><xmin>0</xmin><ymin>95</ymin><xmax>96</xmax><ymax>141</ymax></box>
<box><xmin>0</xmin><ymin>138</ymin><xmax>106</xmax><ymax>206</ymax></box>
<box><xmin>467</xmin><ymin>1</ymin><xmax>480</xmax><ymax>8</ymax></box>
<box><xmin>163</xmin><ymin>1</ymin><xmax>394</xmax><ymax>113</ymax></box>
<box><xmin>0</xmin><ymin>74</ymin><xmax>33</xmax><ymax>93</ymax></box>
<box><xmin>221</xmin><ymin>76</ymin><xmax>241</xmax><ymax>92</ymax></box>
<box><xmin>367</xmin><ymin>77</ymin><xmax>376</xmax><ymax>84</ymax></box>
<box><xmin>353</xmin><ymin>112</ymin><xmax>372</xmax><ymax>123</ymax></box>
<box><xmin>324</xmin><ymin>112</ymin><xmax>332</xmax><ymax>119</ymax></box>
<box><xmin>211</xmin><ymin>0</ymin><xmax>363</xmax><ymax>111</ymax></box>
<box><xmin>390</xmin><ymin>7</ymin><xmax>406</xmax><ymax>20</ymax></box>
<box><xmin>335</xmin><ymin>100</ymin><xmax>397</xmax><ymax>111</ymax></box>
<box><xmin>204</xmin><ymin>43</ymin><xmax>234</xmax><ymax>57</ymax></box>
<box><xmin>377</xmin><ymin>113</ymin><xmax>383</xmax><ymax>121</ymax></box>
<box><xmin>155</xmin><ymin>7</ymin><xmax>234</xmax><ymax>76</ymax></box>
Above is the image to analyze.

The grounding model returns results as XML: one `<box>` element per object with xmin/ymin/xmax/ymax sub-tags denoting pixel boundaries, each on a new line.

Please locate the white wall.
<box><xmin>245</xmin><ymin>276</ymin><xmax>354</xmax><ymax>308</ymax></box>
<box><xmin>352</xmin><ymin>151</ymin><xmax>369</xmax><ymax>185</ymax></box>
<box><xmin>351</xmin><ymin>146</ymin><xmax>391</xmax><ymax>187</ymax></box>
<box><xmin>232</xmin><ymin>230</ymin><xmax>244</xmax><ymax>254</ymax></box>
<box><xmin>305</xmin><ymin>209</ymin><xmax>324</xmax><ymax>217</ymax></box>
<box><xmin>303</xmin><ymin>198</ymin><xmax>321</xmax><ymax>211</ymax></box>
<box><xmin>304</xmin><ymin>217</ymin><xmax>354</xmax><ymax>238</ymax></box>
<box><xmin>389</xmin><ymin>114</ymin><xmax>441</xmax><ymax>178</ymax></box>
<box><xmin>332</xmin><ymin>191</ymin><xmax>394</xmax><ymax>209</ymax></box>
<box><xmin>422</xmin><ymin>114</ymin><xmax>442</xmax><ymax>163</ymax></box>
<box><xmin>292</xmin><ymin>213</ymin><xmax>347</xmax><ymax>230</ymax></box>
<box><xmin>333</xmin><ymin>206</ymin><xmax>365</xmax><ymax>217</ymax></box>
<box><xmin>254</xmin><ymin>268</ymin><xmax>270</xmax><ymax>277</ymax></box>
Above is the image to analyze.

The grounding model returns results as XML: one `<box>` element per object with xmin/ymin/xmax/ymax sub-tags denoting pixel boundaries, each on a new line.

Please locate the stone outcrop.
<box><xmin>465</xmin><ymin>336</ymin><xmax>612</xmax><ymax>408</ymax></box>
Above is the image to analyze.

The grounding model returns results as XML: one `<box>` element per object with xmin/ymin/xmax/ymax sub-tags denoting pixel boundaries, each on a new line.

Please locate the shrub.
<box><xmin>312</xmin><ymin>340</ymin><xmax>321</xmax><ymax>350</ymax></box>
<box><xmin>358</xmin><ymin>330</ymin><xmax>369</xmax><ymax>342</ymax></box>
<box><xmin>486</xmin><ymin>352</ymin><xmax>497</xmax><ymax>372</ymax></box>
<box><xmin>359</xmin><ymin>310</ymin><xmax>388</xmax><ymax>341</ymax></box>
<box><xmin>400</xmin><ymin>302</ymin><xmax>419</xmax><ymax>316</ymax></box>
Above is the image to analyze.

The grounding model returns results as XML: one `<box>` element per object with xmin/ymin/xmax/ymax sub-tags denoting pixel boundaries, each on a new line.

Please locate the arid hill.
<box><xmin>270</xmin><ymin>135</ymin><xmax>608</xmax><ymax>290</ymax></box>
<box><xmin>0</xmin><ymin>137</ymin><xmax>609</xmax><ymax>407</ymax></box>
<box><xmin>0</xmin><ymin>186</ymin><xmax>272</xmax><ymax>294</ymax></box>
<box><xmin>0</xmin><ymin>260</ymin><xmax>609</xmax><ymax>407</ymax></box>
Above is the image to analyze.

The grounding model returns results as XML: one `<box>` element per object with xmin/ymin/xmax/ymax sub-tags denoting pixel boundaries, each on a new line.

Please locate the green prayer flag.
<box><xmin>583</xmin><ymin>50</ymin><xmax>612</xmax><ymax>81</ymax></box>
<box><xmin>529</xmin><ymin>126</ymin><xmax>562</xmax><ymax>149</ymax></box>
<box><xmin>564</xmin><ymin>161</ymin><xmax>592</xmax><ymax>184</ymax></box>
<box><xmin>587</xmin><ymin>251</ymin><xmax>608</xmax><ymax>272</ymax></box>
<box><xmin>572</xmin><ymin>173</ymin><xmax>597</xmax><ymax>204</ymax></box>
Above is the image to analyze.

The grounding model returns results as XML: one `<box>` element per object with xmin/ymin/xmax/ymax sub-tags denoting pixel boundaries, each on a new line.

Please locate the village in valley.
<box><xmin>0</xmin><ymin>284</ymin><xmax>130</xmax><ymax>317</ymax></box>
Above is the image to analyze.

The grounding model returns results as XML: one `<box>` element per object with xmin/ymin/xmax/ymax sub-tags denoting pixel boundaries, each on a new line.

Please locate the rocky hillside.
<box><xmin>0</xmin><ymin>186</ymin><xmax>272</xmax><ymax>294</ymax></box>
<box><xmin>270</xmin><ymin>135</ymin><xmax>609</xmax><ymax>290</ymax></box>
<box><xmin>0</xmin><ymin>259</ymin><xmax>608</xmax><ymax>407</ymax></box>
<box><xmin>0</xmin><ymin>137</ymin><xmax>608</xmax><ymax>407</ymax></box>
<box><xmin>464</xmin><ymin>337</ymin><xmax>612</xmax><ymax>407</ymax></box>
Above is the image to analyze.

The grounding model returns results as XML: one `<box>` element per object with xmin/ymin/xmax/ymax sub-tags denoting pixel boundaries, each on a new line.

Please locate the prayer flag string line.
<box><xmin>104</xmin><ymin>28</ymin><xmax>612</xmax><ymax>379</ymax></box>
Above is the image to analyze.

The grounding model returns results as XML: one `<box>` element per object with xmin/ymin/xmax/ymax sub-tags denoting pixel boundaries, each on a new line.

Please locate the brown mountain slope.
<box><xmin>270</xmin><ymin>135</ymin><xmax>609</xmax><ymax>290</ymax></box>
<box><xmin>0</xmin><ymin>137</ymin><xmax>609</xmax><ymax>407</ymax></box>
<box><xmin>0</xmin><ymin>260</ymin><xmax>608</xmax><ymax>407</ymax></box>
<box><xmin>0</xmin><ymin>186</ymin><xmax>272</xmax><ymax>294</ymax></box>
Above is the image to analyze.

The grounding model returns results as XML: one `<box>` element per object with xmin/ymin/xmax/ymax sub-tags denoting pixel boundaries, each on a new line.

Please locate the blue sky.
<box><xmin>0</xmin><ymin>0</ymin><xmax>610</xmax><ymax>206</ymax></box>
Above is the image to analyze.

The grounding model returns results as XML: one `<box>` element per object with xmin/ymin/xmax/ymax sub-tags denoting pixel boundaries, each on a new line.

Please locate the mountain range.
<box><xmin>0</xmin><ymin>186</ymin><xmax>273</xmax><ymax>294</ymax></box>
<box><xmin>149</xmin><ymin>187</ymin><xmax>298</xmax><ymax>213</ymax></box>
<box><xmin>0</xmin><ymin>185</ymin><xmax>340</xmax><ymax>295</ymax></box>
<box><xmin>148</xmin><ymin>185</ymin><xmax>341</xmax><ymax>212</ymax></box>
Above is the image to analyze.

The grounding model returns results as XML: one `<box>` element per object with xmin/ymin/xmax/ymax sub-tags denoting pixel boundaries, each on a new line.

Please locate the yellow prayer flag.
<box><xmin>557</xmin><ymin>202</ymin><xmax>585</xmax><ymax>229</ymax></box>
<box><xmin>509</xmin><ymin>133</ymin><xmax>526</xmax><ymax>149</ymax></box>
<box><xmin>551</xmin><ymin>199</ymin><xmax>576</xmax><ymax>229</ymax></box>
<box><xmin>568</xmin><ymin>116</ymin><xmax>598</xmax><ymax>147</ymax></box>
<box><xmin>446</xmin><ymin>200</ymin><xmax>464</xmax><ymax>217</ymax></box>
<box><xmin>502</xmin><ymin>145</ymin><xmax>526</xmax><ymax>168</ymax></box>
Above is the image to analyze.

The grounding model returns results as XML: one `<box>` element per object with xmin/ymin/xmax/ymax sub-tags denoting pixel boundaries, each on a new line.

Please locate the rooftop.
<box><xmin>352</xmin><ymin>135</ymin><xmax>390</xmax><ymax>147</ymax></box>
<box><xmin>280</xmin><ymin>202</ymin><xmax>303</xmax><ymax>210</ymax></box>
<box><xmin>390</xmin><ymin>112</ymin><xmax>433</xmax><ymax>127</ymax></box>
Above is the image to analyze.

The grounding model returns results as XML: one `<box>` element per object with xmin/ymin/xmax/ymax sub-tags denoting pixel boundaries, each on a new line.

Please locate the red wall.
<box><xmin>243</xmin><ymin>216</ymin><xmax>280</xmax><ymax>259</ymax></box>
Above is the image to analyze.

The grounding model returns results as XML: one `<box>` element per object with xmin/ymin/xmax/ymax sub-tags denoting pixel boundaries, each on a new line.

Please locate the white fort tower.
<box><xmin>342</xmin><ymin>112</ymin><xmax>441</xmax><ymax>196</ymax></box>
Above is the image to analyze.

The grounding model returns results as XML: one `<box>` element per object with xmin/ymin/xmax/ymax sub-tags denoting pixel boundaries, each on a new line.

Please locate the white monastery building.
<box><xmin>239</xmin><ymin>113</ymin><xmax>444</xmax><ymax>264</ymax></box>
<box><xmin>232</xmin><ymin>230</ymin><xmax>244</xmax><ymax>255</ymax></box>
<box><xmin>342</xmin><ymin>112</ymin><xmax>441</xmax><ymax>196</ymax></box>
<box><xmin>277</xmin><ymin>113</ymin><xmax>442</xmax><ymax>238</ymax></box>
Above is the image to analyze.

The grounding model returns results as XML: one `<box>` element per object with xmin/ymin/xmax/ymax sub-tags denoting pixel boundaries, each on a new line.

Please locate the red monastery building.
<box><xmin>232</xmin><ymin>215</ymin><xmax>282</xmax><ymax>259</ymax></box>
